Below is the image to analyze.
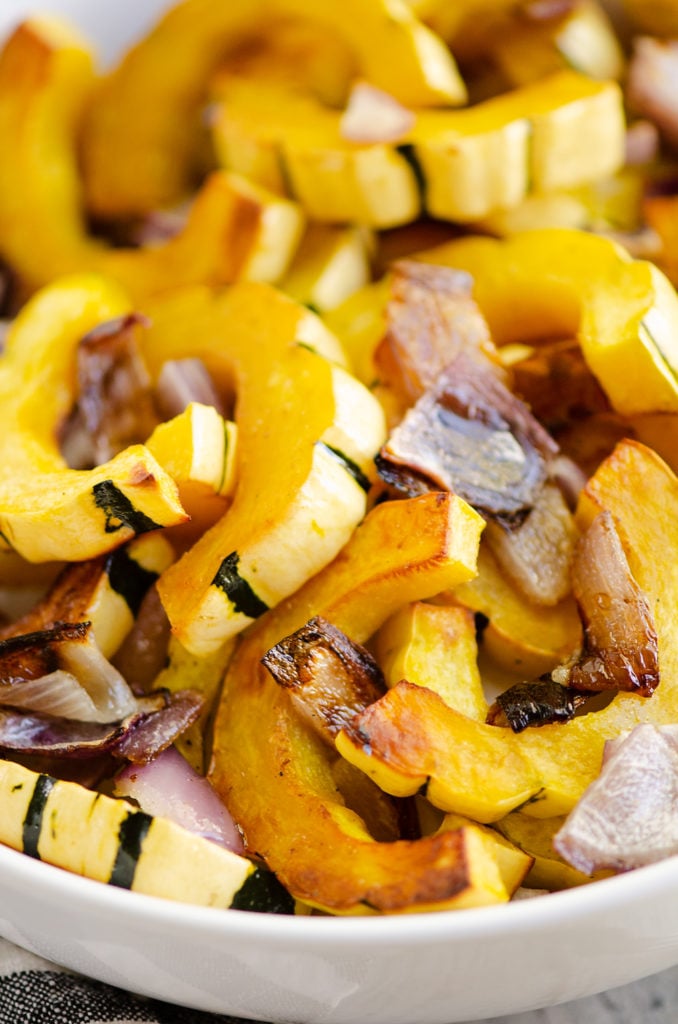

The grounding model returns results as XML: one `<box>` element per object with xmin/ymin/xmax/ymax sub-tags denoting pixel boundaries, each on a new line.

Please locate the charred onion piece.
<box><xmin>0</xmin><ymin>621</ymin><xmax>88</xmax><ymax>684</ymax></box>
<box><xmin>511</xmin><ymin>338</ymin><xmax>610</xmax><ymax>432</ymax></box>
<box><xmin>0</xmin><ymin>692</ymin><xmax>166</xmax><ymax>759</ymax></box>
<box><xmin>154</xmin><ymin>357</ymin><xmax>225</xmax><ymax>420</ymax></box>
<box><xmin>569</xmin><ymin>511</ymin><xmax>659</xmax><ymax>696</ymax></box>
<box><xmin>374</xmin><ymin>260</ymin><xmax>501</xmax><ymax>407</ymax></box>
<box><xmin>377</xmin><ymin>352</ymin><xmax>558</xmax><ymax>523</ymax></box>
<box><xmin>554</xmin><ymin>724</ymin><xmax>678</xmax><ymax>874</ymax></box>
<box><xmin>262</xmin><ymin>616</ymin><xmax>385</xmax><ymax>745</ymax></box>
<box><xmin>484</xmin><ymin>482</ymin><xmax>578</xmax><ymax>606</ymax></box>
<box><xmin>627</xmin><ymin>38</ymin><xmax>678</xmax><ymax>152</ymax></box>
<box><xmin>487</xmin><ymin>677</ymin><xmax>589</xmax><ymax>733</ymax></box>
<box><xmin>340</xmin><ymin>83</ymin><xmax>415</xmax><ymax>144</ymax></box>
<box><xmin>115</xmin><ymin>688</ymin><xmax>203</xmax><ymax>764</ymax></box>
<box><xmin>61</xmin><ymin>313</ymin><xmax>158</xmax><ymax>469</ymax></box>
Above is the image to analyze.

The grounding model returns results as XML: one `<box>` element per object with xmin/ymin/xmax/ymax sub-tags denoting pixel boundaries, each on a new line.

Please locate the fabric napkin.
<box><xmin>0</xmin><ymin>937</ymin><xmax>255</xmax><ymax>1024</ymax></box>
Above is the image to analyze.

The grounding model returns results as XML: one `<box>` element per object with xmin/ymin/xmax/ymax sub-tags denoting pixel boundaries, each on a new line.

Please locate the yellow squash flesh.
<box><xmin>0</xmin><ymin>20</ymin><xmax>304</xmax><ymax>300</ymax></box>
<box><xmin>81</xmin><ymin>0</ymin><xmax>465</xmax><ymax>218</ymax></box>
<box><xmin>338</xmin><ymin>441</ymin><xmax>678</xmax><ymax>821</ymax></box>
<box><xmin>214</xmin><ymin>71</ymin><xmax>624</xmax><ymax>227</ymax></box>
<box><xmin>0</xmin><ymin>274</ymin><xmax>186</xmax><ymax>563</ymax></box>
<box><xmin>141</xmin><ymin>283</ymin><xmax>386</xmax><ymax>655</ymax></box>
<box><xmin>209</xmin><ymin>492</ymin><xmax>486</xmax><ymax>914</ymax></box>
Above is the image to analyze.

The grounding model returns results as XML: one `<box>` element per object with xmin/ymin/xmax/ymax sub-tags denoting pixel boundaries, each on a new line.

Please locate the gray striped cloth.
<box><xmin>3</xmin><ymin>936</ymin><xmax>678</xmax><ymax>1024</ymax></box>
<box><xmin>0</xmin><ymin>938</ymin><xmax>248</xmax><ymax>1024</ymax></box>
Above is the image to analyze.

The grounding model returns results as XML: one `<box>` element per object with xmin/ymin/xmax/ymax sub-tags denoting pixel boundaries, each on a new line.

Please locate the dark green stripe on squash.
<box><xmin>106</xmin><ymin>547</ymin><xmax>159</xmax><ymax>616</ymax></box>
<box><xmin>317</xmin><ymin>442</ymin><xmax>371</xmax><ymax>493</ymax></box>
<box><xmin>93</xmin><ymin>480</ymin><xmax>162</xmax><ymax>535</ymax></box>
<box><xmin>22</xmin><ymin>774</ymin><xmax>55</xmax><ymax>860</ymax></box>
<box><xmin>229</xmin><ymin>866</ymin><xmax>296</xmax><ymax>914</ymax></box>
<box><xmin>212</xmin><ymin>551</ymin><xmax>269</xmax><ymax>618</ymax></box>
<box><xmin>108</xmin><ymin>810</ymin><xmax>153</xmax><ymax>889</ymax></box>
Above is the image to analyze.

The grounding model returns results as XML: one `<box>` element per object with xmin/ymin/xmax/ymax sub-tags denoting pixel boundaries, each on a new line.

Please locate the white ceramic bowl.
<box><xmin>2</xmin><ymin>1</ymin><xmax>678</xmax><ymax>1020</ymax></box>
<box><xmin>4</xmin><ymin>839</ymin><xmax>678</xmax><ymax>1022</ymax></box>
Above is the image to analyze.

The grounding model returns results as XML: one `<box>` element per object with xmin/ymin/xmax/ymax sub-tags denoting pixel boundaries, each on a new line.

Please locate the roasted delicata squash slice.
<box><xmin>140</xmin><ymin>283</ymin><xmax>385</xmax><ymax>655</ymax></box>
<box><xmin>212</xmin><ymin>76</ymin><xmax>422</xmax><ymax>229</ymax></box>
<box><xmin>0</xmin><ymin>533</ymin><xmax>175</xmax><ymax>664</ymax></box>
<box><xmin>436</xmin><ymin>812</ymin><xmax>533</xmax><ymax>896</ymax></box>
<box><xmin>0</xmin><ymin>20</ymin><xmax>304</xmax><ymax>299</ymax></box>
<box><xmin>0</xmin><ymin>275</ymin><xmax>186</xmax><ymax>563</ymax></box>
<box><xmin>339</xmin><ymin>441</ymin><xmax>678</xmax><ymax>821</ymax></box>
<box><xmin>375</xmin><ymin>602</ymin><xmax>488</xmax><ymax>721</ymax></box>
<box><xmin>279</xmin><ymin>224</ymin><xmax>374</xmax><ymax>313</ymax></box>
<box><xmin>81</xmin><ymin>0</ymin><xmax>465</xmax><ymax>219</ymax></box>
<box><xmin>210</xmin><ymin>492</ymin><xmax>487</xmax><ymax>914</ymax></box>
<box><xmin>0</xmin><ymin>759</ymin><xmax>296</xmax><ymax>912</ymax></box>
<box><xmin>420</xmin><ymin>229</ymin><xmax>678</xmax><ymax>416</ymax></box>
<box><xmin>453</xmin><ymin>544</ymin><xmax>582</xmax><ymax>678</ymax></box>
<box><xmin>213</xmin><ymin>71</ymin><xmax>624</xmax><ymax>227</ymax></box>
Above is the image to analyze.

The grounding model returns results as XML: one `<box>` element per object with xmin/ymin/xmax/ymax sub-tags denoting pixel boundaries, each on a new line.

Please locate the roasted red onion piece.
<box><xmin>627</xmin><ymin>38</ymin><xmax>678</xmax><ymax>151</ymax></box>
<box><xmin>112</xmin><ymin>586</ymin><xmax>171</xmax><ymax>693</ymax></box>
<box><xmin>262</xmin><ymin>616</ymin><xmax>385</xmax><ymax>745</ymax></box>
<box><xmin>340</xmin><ymin>82</ymin><xmax>415</xmax><ymax>144</ymax></box>
<box><xmin>374</xmin><ymin>261</ymin><xmax>500</xmax><ymax>407</ymax></box>
<box><xmin>547</xmin><ymin>454</ymin><xmax>588</xmax><ymax>511</ymax></box>
<box><xmin>154</xmin><ymin>357</ymin><xmax>225</xmax><ymax>420</ymax></box>
<box><xmin>377</xmin><ymin>353</ymin><xmax>558</xmax><ymax>523</ymax></box>
<box><xmin>115</xmin><ymin>746</ymin><xmax>244</xmax><ymax>853</ymax></box>
<box><xmin>0</xmin><ymin>620</ymin><xmax>136</xmax><ymax>723</ymax></box>
<box><xmin>487</xmin><ymin>677</ymin><xmax>589</xmax><ymax>733</ymax></box>
<box><xmin>569</xmin><ymin>511</ymin><xmax>659</xmax><ymax>696</ymax></box>
<box><xmin>511</xmin><ymin>338</ymin><xmax>610</xmax><ymax>431</ymax></box>
<box><xmin>484</xmin><ymin>483</ymin><xmax>578</xmax><ymax>606</ymax></box>
<box><xmin>61</xmin><ymin>313</ymin><xmax>158</xmax><ymax>470</ymax></box>
<box><xmin>132</xmin><ymin>199</ymin><xmax>192</xmax><ymax>246</ymax></box>
<box><xmin>0</xmin><ymin>693</ymin><xmax>165</xmax><ymax>759</ymax></box>
<box><xmin>554</xmin><ymin>724</ymin><xmax>678</xmax><ymax>874</ymax></box>
<box><xmin>114</xmin><ymin>689</ymin><xmax>203</xmax><ymax>764</ymax></box>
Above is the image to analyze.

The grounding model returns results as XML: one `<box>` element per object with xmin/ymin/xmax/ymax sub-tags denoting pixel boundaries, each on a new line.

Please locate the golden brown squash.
<box><xmin>209</xmin><ymin>492</ymin><xmax>487</xmax><ymax>914</ymax></box>
<box><xmin>0</xmin><ymin>274</ymin><xmax>186</xmax><ymax>563</ymax></box>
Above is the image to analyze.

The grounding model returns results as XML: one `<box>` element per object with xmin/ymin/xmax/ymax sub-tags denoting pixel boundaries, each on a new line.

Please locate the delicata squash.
<box><xmin>0</xmin><ymin>19</ymin><xmax>305</xmax><ymax>300</ymax></box>
<box><xmin>0</xmin><ymin>274</ymin><xmax>186</xmax><ymax>563</ymax></box>
<box><xmin>213</xmin><ymin>70</ymin><xmax>624</xmax><ymax>227</ymax></box>
<box><xmin>210</xmin><ymin>492</ymin><xmax>491</xmax><ymax>913</ymax></box>
<box><xmin>337</xmin><ymin>440</ymin><xmax>678</xmax><ymax>821</ymax></box>
<box><xmin>141</xmin><ymin>282</ymin><xmax>385</xmax><ymax>655</ymax></box>
<box><xmin>81</xmin><ymin>0</ymin><xmax>465</xmax><ymax>219</ymax></box>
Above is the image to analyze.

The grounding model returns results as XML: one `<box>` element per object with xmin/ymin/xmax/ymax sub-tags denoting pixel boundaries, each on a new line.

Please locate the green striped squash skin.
<box><xmin>0</xmin><ymin>760</ymin><xmax>295</xmax><ymax>914</ymax></box>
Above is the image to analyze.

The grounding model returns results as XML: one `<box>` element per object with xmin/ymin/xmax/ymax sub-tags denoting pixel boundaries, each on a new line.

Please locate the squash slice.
<box><xmin>214</xmin><ymin>71</ymin><xmax>623</xmax><ymax>226</ymax></box>
<box><xmin>420</xmin><ymin>229</ymin><xmax>678</xmax><ymax>416</ymax></box>
<box><xmin>81</xmin><ymin>0</ymin><xmax>465</xmax><ymax>219</ymax></box>
<box><xmin>0</xmin><ymin>274</ymin><xmax>186</xmax><ymax>563</ymax></box>
<box><xmin>0</xmin><ymin>20</ymin><xmax>304</xmax><ymax>300</ymax></box>
<box><xmin>375</xmin><ymin>602</ymin><xmax>488</xmax><ymax>721</ymax></box>
<box><xmin>0</xmin><ymin>759</ymin><xmax>258</xmax><ymax>910</ymax></box>
<box><xmin>339</xmin><ymin>441</ymin><xmax>678</xmax><ymax>820</ymax></box>
<box><xmin>140</xmin><ymin>283</ymin><xmax>385</xmax><ymax>655</ymax></box>
<box><xmin>210</xmin><ymin>491</ymin><xmax>486</xmax><ymax>913</ymax></box>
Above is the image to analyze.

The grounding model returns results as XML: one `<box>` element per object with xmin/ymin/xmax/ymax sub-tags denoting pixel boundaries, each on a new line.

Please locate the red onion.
<box><xmin>115</xmin><ymin>746</ymin><xmax>245</xmax><ymax>853</ymax></box>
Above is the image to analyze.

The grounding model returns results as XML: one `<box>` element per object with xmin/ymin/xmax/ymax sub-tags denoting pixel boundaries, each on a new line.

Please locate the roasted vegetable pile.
<box><xmin>1</xmin><ymin>0</ymin><xmax>678</xmax><ymax>915</ymax></box>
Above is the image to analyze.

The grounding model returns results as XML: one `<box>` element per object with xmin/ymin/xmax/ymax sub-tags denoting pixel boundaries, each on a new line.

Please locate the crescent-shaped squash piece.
<box><xmin>337</xmin><ymin>441</ymin><xmax>678</xmax><ymax>820</ymax></box>
<box><xmin>141</xmin><ymin>283</ymin><xmax>386</xmax><ymax>655</ymax></box>
<box><xmin>0</xmin><ymin>274</ymin><xmax>187</xmax><ymax>563</ymax></box>
<box><xmin>209</xmin><ymin>492</ymin><xmax>491</xmax><ymax>913</ymax></box>
<box><xmin>0</xmin><ymin>19</ymin><xmax>304</xmax><ymax>300</ymax></box>
<box><xmin>81</xmin><ymin>0</ymin><xmax>465</xmax><ymax>218</ymax></box>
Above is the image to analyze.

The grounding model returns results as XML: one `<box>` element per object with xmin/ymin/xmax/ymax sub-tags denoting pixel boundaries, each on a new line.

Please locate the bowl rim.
<box><xmin>2</xmin><ymin>838</ymin><xmax>677</xmax><ymax>947</ymax></box>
